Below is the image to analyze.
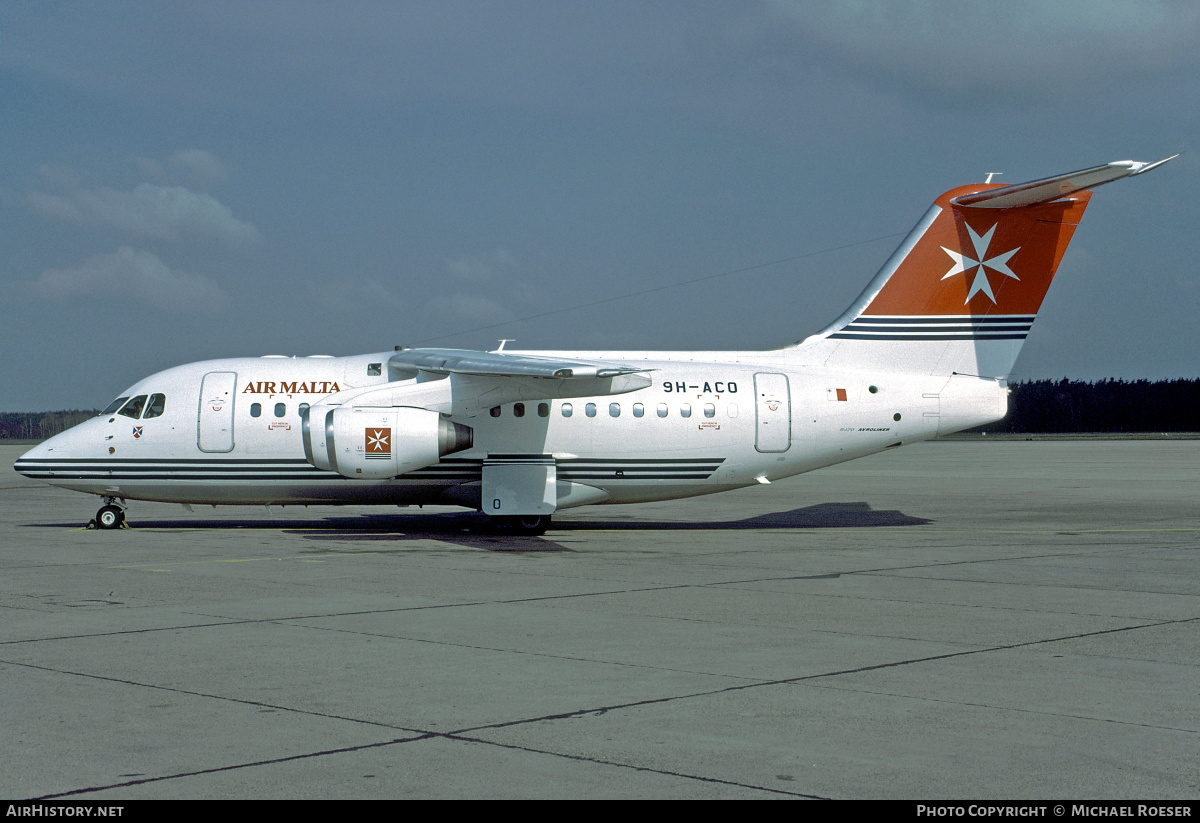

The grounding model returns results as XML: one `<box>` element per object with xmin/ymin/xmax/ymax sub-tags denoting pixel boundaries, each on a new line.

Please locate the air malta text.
<box><xmin>241</xmin><ymin>381</ymin><xmax>341</xmax><ymax>395</ymax></box>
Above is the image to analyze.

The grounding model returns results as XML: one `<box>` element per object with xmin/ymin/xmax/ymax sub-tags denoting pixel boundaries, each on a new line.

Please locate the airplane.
<box><xmin>15</xmin><ymin>158</ymin><xmax>1172</xmax><ymax>534</ymax></box>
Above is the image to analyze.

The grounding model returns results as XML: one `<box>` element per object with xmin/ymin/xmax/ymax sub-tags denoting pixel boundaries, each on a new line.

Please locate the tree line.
<box><xmin>1</xmin><ymin>378</ymin><xmax>1197</xmax><ymax>440</ymax></box>
<box><xmin>977</xmin><ymin>378</ymin><xmax>1200</xmax><ymax>433</ymax></box>
<box><xmin>0</xmin><ymin>410</ymin><xmax>100</xmax><ymax>440</ymax></box>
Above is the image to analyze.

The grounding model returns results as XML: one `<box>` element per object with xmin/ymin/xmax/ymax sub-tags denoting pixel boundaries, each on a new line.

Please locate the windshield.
<box><xmin>117</xmin><ymin>395</ymin><xmax>148</xmax><ymax>419</ymax></box>
<box><xmin>143</xmin><ymin>393</ymin><xmax>166</xmax><ymax>419</ymax></box>
<box><xmin>101</xmin><ymin>397</ymin><xmax>130</xmax><ymax>415</ymax></box>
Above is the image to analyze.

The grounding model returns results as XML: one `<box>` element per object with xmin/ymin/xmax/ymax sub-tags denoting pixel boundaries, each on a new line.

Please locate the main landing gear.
<box><xmin>496</xmin><ymin>514</ymin><xmax>552</xmax><ymax>536</ymax></box>
<box><xmin>92</xmin><ymin>497</ymin><xmax>127</xmax><ymax>530</ymax></box>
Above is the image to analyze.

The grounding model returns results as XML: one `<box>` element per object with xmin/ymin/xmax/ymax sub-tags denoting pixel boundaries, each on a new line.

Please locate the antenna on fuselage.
<box><xmin>985</xmin><ymin>172</ymin><xmax>1003</xmax><ymax>184</ymax></box>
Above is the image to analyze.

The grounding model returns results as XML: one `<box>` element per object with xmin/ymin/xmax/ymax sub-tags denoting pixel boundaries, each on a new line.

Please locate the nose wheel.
<box><xmin>93</xmin><ymin>498</ymin><xmax>127</xmax><ymax>530</ymax></box>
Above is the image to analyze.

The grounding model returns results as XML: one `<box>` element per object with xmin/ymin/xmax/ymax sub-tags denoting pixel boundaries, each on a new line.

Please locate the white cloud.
<box><xmin>169</xmin><ymin>149</ymin><xmax>228</xmax><ymax>186</ymax></box>
<box><xmin>427</xmin><ymin>292</ymin><xmax>517</xmax><ymax>326</ymax></box>
<box><xmin>768</xmin><ymin>0</ymin><xmax>1200</xmax><ymax>106</ymax></box>
<box><xmin>30</xmin><ymin>247</ymin><xmax>231</xmax><ymax>314</ymax></box>
<box><xmin>28</xmin><ymin>183</ymin><xmax>260</xmax><ymax>247</ymax></box>
<box><xmin>444</xmin><ymin>248</ymin><xmax>519</xmax><ymax>283</ymax></box>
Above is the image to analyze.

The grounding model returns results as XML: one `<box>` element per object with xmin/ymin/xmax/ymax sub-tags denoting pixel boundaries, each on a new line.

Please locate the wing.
<box><xmin>310</xmin><ymin>348</ymin><xmax>657</xmax><ymax>416</ymax></box>
<box><xmin>388</xmin><ymin>348</ymin><xmax>648</xmax><ymax>379</ymax></box>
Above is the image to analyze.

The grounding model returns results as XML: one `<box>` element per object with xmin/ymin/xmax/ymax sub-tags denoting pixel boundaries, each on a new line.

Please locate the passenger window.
<box><xmin>298</xmin><ymin>403</ymin><xmax>309</xmax><ymax>416</ymax></box>
<box><xmin>490</xmin><ymin>406</ymin><xmax>501</xmax><ymax>417</ymax></box>
<box><xmin>367</xmin><ymin>363</ymin><xmax>382</xmax><ymax>376</ymax></box>
<box><xmin>251</xmin><ymin>403</ymin><xmax>262</xmax><ymax>418</ymax></box>
<box><xmin>118</xmin><ymin>395</ymin><xmax>147</xmax><ymax>419</ymax></box>
<box><xmin>609</xmin><ymin>403</ymin><xmax>620</xmax><ymax>417</ymax></box>
<box><xmin>513</xmin><ymin>403</ymin><xmax>525</xmax><ymax>418</ymax></box>
<box><xmin>274</xmin><ymin>403</ymin><xmax>286</xmax><ymax>418</ymax></box>
<box><xmin>727</xmin><ymin>403</ymin><xmax>738</xmax><ymax>418</ymax></box>
<box><xmin>143</xmin><ymin>394</ymin><xmax>166</xmax><ymax>419</ymax></box>
<box><xmin>680</xmin><ymin>404</ymin><xmax>692</xmax><ymax>418</ymax></box>
<box><xmin>102</xmin><ymin>397</ymin><xmax>129</xmax><ymax>415</ymax></box>
<box><xmin>585</xmin><ymin>403</ymin><xmax>597</xmax><ymax>418</ymax></box>
<box><xmin>703</xmin><ymin>403</ymin><xmax>716</xmax><ymax>418</ymax></box>
<box><xmin>562</xmin><ymin>403</ymin><xmax>573</xmax><ymax>417</ymax></box>
<box><xmin>538</xmin><ymin>403</ymin><xmax>549</xmax><ymax>418</ymax></box>
<box><xmin>657</xmin><ymin>403</ymin><xmax>668</xmax><ymax>418</ymax></box>
<box><xmin>633</xmin><ymin>403</ymin><xmax>644</xmax><ymax>418</ymax></box>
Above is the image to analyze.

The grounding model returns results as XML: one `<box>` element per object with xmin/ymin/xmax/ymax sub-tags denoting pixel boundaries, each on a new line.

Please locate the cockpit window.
<box><xmin>117</xmin><ymin>395</ymin><xmax>148</xmax><ymax>419</ymax></box>
<box><xmin>101</xmin><ymin>397</ymin><xmax>130</xmax><ymax>415</ymax></box>
<box><xmin>143</xmin><ymin>394</ymin><xmax>166</xmax><ymax>419</ymax></box>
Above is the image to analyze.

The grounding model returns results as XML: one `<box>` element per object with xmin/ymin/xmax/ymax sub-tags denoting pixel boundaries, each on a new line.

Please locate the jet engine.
<box><xmin>302</xmin><ymin>405</ymin><xmax>473</xmax><ymax>479</ymax></box>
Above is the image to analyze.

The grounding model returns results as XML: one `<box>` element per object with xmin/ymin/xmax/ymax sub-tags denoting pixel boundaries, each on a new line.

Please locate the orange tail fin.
<box><xmin>799</xmin><ymin>158</ymin><xmax>1173</xmax><ymax>377</ymax></box>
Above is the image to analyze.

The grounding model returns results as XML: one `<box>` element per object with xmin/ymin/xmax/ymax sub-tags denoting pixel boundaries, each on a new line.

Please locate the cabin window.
<box><xmin>298</xmin><ymin>403</ymin><xmax>309</xmax><ymax>416</ymax></box>
<box><xmin>727</xmin><ymin>403</ymin><xmax>738</xmax><ymax>418</ymax></box>
<box><xmin>367</xmin><ymin>362</ymin><xmax>382</xmax><ymax>376</ymax></box>
<box><xmin>538</xmin><ymin>402</ymin><xmax>549</xmax><ymax>417</ymax></box>
<box><xmin>633</xmin><ymin>403</ymin><xmax>644</xmax><ymax>418</ymax></box>
<box><xmin>657</xmin><ymin>403</ymin><xmax>668</xmax><ymax>418</ymax></box>
<box><xmin>117</xmin><ymin>395</ymin><xmax>147</xmax><ymax>419</ymax></box>
<box><xmin>562</xmin><ymin>403</ymin><xmax>573</xmax><ymax>417</ymax></box>
<box><xmin>513</xmin><ymin>403</ymin><xmax>525</xmax><ymax>418</ymax></box>
<box><xmin>609</xmin><ymin>403</ymin><xmax>620</xmax><ymax>417</ymax></box>
<box><xmin>274</xmin><ymin>403</ymin><xmax>286</xmax><ymax>418</ymax></box>
<box><xmin>143</xmin><ymin>394</ymin><xmax>166</xmax><ymax>419</ymax></box>
<box><xmin>490</xmin><ymin>406</ymin><xmax>501</xmax><ymax>417</ymax></box>
<box><xmin>680</xmin><ymin>403</ymin><xmax>692</xmax><ymax>418</ymax></box>
<box><xmin>585</xmin><ymin>403</ymin><xmax>597</xmax><ymax>418</ymax></box>
<box><xmin>102</xmin><ymin>397</ymin><xmax>129</xmax><ymax>415</ymax></box>
<box><xmin>250</xmin><ymin>403</ymin><xmax>262</xmax><ymax>418</ymax></box>
<box><xmin>703</xmin><ymin>403</ymin><xmax>716</xmax><ymax>418</ymax></box>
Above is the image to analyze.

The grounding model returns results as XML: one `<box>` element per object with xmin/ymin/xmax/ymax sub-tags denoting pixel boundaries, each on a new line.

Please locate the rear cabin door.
<box><xmin>754</xmin><ymin>372</ymin><xmax>791</xmax><ymax>453</ymax></box>
<box><xmin>198</xmin><ymin>371</ymin><xmax>237</xmax><ymax>452</ymax></box>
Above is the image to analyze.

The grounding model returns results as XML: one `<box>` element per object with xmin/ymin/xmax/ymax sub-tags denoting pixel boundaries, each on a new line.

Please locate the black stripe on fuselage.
<box><xmin>15</xmin><ymin>455</ymin><xmax>726</xmax><ymax>482</ymax></box>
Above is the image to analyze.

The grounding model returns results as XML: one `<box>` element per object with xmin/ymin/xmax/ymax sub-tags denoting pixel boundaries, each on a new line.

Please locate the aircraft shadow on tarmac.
<box><xmin>33</xmin><ymin>502</ymin><xmax>931</xmax><ymax>552</ymax></box>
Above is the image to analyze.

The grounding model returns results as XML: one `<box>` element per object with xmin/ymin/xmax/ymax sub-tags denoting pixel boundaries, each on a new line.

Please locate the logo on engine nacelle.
<box><xmin>365</xmin><ymin>428</ymin><xmax>391</xmax><ymax>459</ymax></box>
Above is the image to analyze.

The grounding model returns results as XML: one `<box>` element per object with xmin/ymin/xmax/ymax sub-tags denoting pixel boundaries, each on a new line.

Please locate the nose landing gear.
<box><xmin>91</xmin><ymin>497</ymin><xmax>127</xmax><ymax>530</ymax></box>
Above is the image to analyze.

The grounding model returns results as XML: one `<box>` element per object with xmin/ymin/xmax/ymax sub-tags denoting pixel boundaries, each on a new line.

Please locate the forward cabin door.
<box><xmin>198</xmin><ymin>371</ymin><xmax>237</xmax><ymax>453</ymax></box>
<box><xmin>754</xmin><ymin>372</ymin><xmax>791</xmax><ymax>453</ymax></box>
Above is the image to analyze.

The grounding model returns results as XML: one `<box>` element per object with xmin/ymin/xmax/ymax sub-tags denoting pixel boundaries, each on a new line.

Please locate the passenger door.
<box><xmin>198</xmin><ymin>371</ymin><xmax>237</xmax><ymax>452</ymax></box>
<box><xmin>754</xmin><ymin>372</ymin><xmax>791</xmax><ymax>453</ymax></box>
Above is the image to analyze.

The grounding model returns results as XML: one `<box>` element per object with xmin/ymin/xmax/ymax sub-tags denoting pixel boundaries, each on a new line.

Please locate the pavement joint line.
<box><xmin>436</xmin><ymin>730</ymin><xmax>827</xmax><ymax>799</ymax></box>
<box><xmin>7</xmin><ymin>655</ymin><xmax>810</xmax><ymax>800</ymax></box>
<box><xmin>5</xmin><ymin>539</ymin><xmax>1195</xmax><ymax>647</ymax></box>
<box><xmin>14</xmin><ymin>616</ymin><xmax>1195</xmax><ymax>799</ymax></box>
<box><xmin>446</xmin><ymin>614</ymin><xmax>1200</xmax><ymax>737</ymax></box>
<box><xmin>250</xmin><ymin>618</ymin><xmax>773</xmax><ymax>684</ymax></box>
<box><xmin>28</xmin><ymin>733</ymin><xmax>436</xmax><ymax>801</ymax></box>
<box><xmin>802</xmin><ymin>680</ymin><xmax>1200</xmax><ymax>735</ymax></box>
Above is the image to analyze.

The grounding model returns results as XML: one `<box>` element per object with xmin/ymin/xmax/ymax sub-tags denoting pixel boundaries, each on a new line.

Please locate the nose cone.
<box><xmin>14</xmin><ymin>427</ymin><xmax>82</xmax><ymax>482</ymax></box>
<box><xmin>15</xmin><ymin>435</ymin><xmax>53</xmax><ymax>479</ymax></box>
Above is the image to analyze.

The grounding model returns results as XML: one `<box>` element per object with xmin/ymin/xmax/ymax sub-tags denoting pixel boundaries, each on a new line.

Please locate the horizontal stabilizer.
<box><xmin>954</xmin><ymin>157</ymin><xmax>1176</xmax><ymax>209</ymax></box>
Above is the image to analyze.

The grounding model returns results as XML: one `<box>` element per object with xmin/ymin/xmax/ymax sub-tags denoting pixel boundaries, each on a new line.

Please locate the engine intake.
<box><xmin>302</xmin><ymin>405</ymin><xmax>472</xmax><ymax>479</ymax></box>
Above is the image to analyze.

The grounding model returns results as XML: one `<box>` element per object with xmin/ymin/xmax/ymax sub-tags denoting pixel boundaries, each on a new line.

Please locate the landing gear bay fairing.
<box><xmin>16</xmin><ymin>159</ymin><xmax>1171</xmax><ymax>533</ymax></box>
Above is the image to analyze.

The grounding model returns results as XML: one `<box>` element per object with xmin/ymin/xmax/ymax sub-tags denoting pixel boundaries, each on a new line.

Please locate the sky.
<box><xmin>2</xmin><ymin>1</ymin><xmax>1197</xmax><ymax>411</ymax></box>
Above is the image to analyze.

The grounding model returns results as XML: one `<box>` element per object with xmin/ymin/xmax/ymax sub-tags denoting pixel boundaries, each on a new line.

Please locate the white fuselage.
<box><xmin>16</xmin><ymin>349</ymin><xmax>1006</xmax><ymax>510</ymax></box>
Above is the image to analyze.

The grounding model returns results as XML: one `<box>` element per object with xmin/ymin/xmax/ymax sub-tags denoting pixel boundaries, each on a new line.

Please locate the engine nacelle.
<box><xmin>302</xmin><ymin>405</ymin><xmax>473</xmax><ymax>479</ymax></box>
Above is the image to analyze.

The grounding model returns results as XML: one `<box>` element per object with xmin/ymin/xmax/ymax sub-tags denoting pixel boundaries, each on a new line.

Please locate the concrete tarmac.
<box><xmin>1</xmin><ymin>440</ymin><xmax>1197</xmax><ymax>799</ymax></box>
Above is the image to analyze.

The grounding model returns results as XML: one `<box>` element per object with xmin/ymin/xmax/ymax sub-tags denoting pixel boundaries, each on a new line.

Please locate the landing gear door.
<box><xmin>198</xmin><ymin>371</ymin><xmax>237</xmax><ymax>453</ymax></box>
<box><xmin>754</xmin><ymin>372</ymin><xmax>791</xmax><ymax>453</ymax></box>
<box><xmin>483</xmin><ymin>458</ymin><xmax>556</xmax><ymax>516</ymax></box>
